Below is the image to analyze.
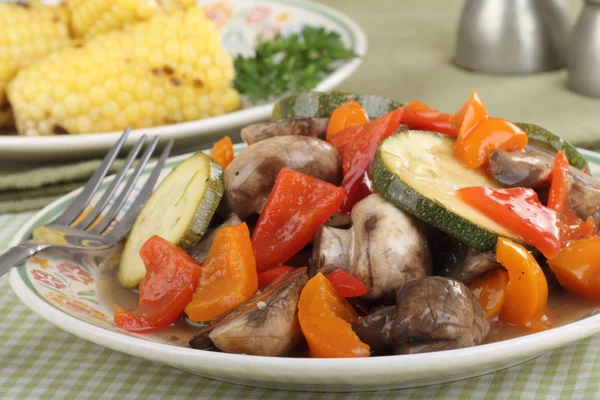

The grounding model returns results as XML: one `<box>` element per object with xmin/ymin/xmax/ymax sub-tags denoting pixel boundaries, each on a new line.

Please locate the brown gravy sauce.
<box><xmin>98</xmin><ymin>261</ymin><xmax>600</xmax><ymax>352</ymax></box>
<box><xmin>485</xmin><ymin>292</ymin><xmax>600</xmax><ymax>343</ymax></box>
<box><xmin>97</xmin><ymin>262</ymin><xmax>197</xmax><ymax>347</ymax></box>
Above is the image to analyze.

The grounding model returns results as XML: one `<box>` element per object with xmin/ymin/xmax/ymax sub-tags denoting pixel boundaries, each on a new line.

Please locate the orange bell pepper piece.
<box><xmin>298</xmin><ymin>273</ymin><xmax>370</xmax><ymax>358</ymax></box>
<box><xmin>451</xmin><ymin>91</ymin><xmax>528</xmax><ymax>169</ymax></box>
<box><xmin>496</xmin><ymin>238</ymin><xmax>550</xmax><ymax>331</ymax></box>
<box><xmin>210</xmin><ymin>136</ymin><xmax>234</xmax><ymax>170</ymax></box>
<box><xmin>468</xmin><ymin>268</ymin><xmax>509</xmax><ymax>319</ymax></box>
<box><xmin>548</xmin><ymin>237</ymin><xmax>600</xmax><ymax>302</ymax></box>
<box><xmin>184</xmin><ymin>223</ymin><xmax>258</xmax><ymax>322</ymax></box>
<box><xmin>451</xmin><ymin>90</ymin><xmax>488</xmax><ymax>138</ymax></box>
<box><xmin>326</xmin><ymin>101</ymin><xmax>369</xmax><ymax>142</ymax></box>
<box><xmin>453</xmin><ymin>118</ymin><xmax>528</xmax><ymax>170</ymax></box>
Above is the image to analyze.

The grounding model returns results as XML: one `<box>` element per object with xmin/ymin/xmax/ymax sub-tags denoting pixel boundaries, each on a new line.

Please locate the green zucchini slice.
<box><xmin>371</xmin><ymin>130</ymin><xmax>522</xmax><ymax>252</ymax></box>
<box><xmin>271</xmin><ymin>91</ymin><xmax>403</xmax><ymax>121</ymax></box>
<box><xmin>118</xmin><ymin>152</ymin><xmax>224</xmax><ymax>288</ymax></box>
<box><xmin>515</xmin><ymin>123</ymin><xmax>589</xmax><ymax>171</ymax></box>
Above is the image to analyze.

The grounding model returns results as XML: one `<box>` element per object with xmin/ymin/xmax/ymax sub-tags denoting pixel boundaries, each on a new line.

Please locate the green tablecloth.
<box><xmin>4</xmin><ymin>0</ymin><xmax>600</xmax><ymax>398</ymax></box>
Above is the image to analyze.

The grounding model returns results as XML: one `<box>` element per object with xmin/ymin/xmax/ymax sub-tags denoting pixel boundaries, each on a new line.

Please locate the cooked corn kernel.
<box><xmin>67</xmin><ymin>0</ymin><xmax>196</xmax><ymax>39</ymax></box>
<box><xmin>8</xmin><ymin>8</ymin><xmax>240</xmax><ymax>136</ymax></box>
<box><xmin>0</xmin><ymin>1</ymin><xmax>71</xmax><ymax>127</ymax></box>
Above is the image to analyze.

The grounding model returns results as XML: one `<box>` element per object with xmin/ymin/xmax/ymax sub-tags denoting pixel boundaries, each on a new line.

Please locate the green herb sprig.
<box><xmin>234</xmin><ymin>26</ymin><xmax>357</xmax><ymax>103</ymax></box>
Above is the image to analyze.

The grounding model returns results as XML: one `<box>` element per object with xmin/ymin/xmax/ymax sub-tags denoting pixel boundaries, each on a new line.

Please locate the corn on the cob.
<box><xmin>67</xmin><ymin>0</ymin><xmax>196</xmax><ymax>39</ymax></box>
<box><xmin>8</xmin><ymin>7</ymin><xmax>240</xmax><ymax>136</ymax></box>
<box><xmin>0</xmin><ymin>1</ymin><xmax>71</xmax><ymax>127</ymax></box>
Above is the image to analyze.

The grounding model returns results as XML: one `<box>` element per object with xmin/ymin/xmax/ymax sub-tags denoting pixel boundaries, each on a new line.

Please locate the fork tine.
<box><xmin>103</xmin><ymin>139</ymin><xmax>173</xmax><ymax>241</ymax></box>
<box><xmin>51</xmin><ymin>127</ymin><xmax>131</xmax><ymax>226</ymax></box>
<box><xmin>90</xmin><ymin>136</ymin><xmax>160</xmax><ymax>235</ymax></box>
<box><xmin>73</xmin><ymin>135</ymin><xmax>147</xmax><ymax>231</ymax></box>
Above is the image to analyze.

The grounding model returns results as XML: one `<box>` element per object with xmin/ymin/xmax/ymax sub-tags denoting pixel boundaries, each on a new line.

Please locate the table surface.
<box><xmin>5</xmin><ymin>0</ymin><xmax>600</xmax><ymax>398</ymax></box>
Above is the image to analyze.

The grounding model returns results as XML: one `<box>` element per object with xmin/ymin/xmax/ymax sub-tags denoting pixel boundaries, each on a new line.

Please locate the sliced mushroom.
<box><xmin>188</xmin><ymin>215</ymin><xmax>242</xmax><ymax>263</ymax></box>
<box><xmin>325</xmin><ymin>212</ymin><xmax>353</xmax><ymax>229</ymax></box>
<box><xmin>489</xmin><ymin>145</ymin><xmax>555</xmax><ymax>188</ymax></box>
<box><xmin>241</xmin><ymin>118</ymin><xmax>329</xmax><ymax>145</ymax></box>
<box><xmin>439</xmin><ymin>241</ymin><xmax>501</xmax><ymax>284</ymax></box>
<box><xmin>310</xmin><ymin>194</ymin><xmax>432</xmax><ymax>301</ymax></box>
<box><xmin>224</xmin><ymin>136</ymin><xmax>341</xmax><ymax>219</ymax></box>
<box><xmin>490</xmin><ymin>145</ymin><xmax>600</xmax><ymax>219</ymax></box>
<box><xmin>351</xmin><ymin>306</ymin><xmax>396</xmax><ymax>350</ymax></box>
<box><xmin>189</xmin><ymin>267</ymin><xmax>308</xmax><ymax>356</ymax></box>
<box><xmin>393</xmin><ymin>276</ymin><xmax>490</xmax><ymax>354</ymax></box>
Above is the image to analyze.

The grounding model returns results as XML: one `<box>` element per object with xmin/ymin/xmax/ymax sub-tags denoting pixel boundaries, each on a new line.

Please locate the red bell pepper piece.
<box><xmin>457</xmin><ymin>187</ymin><xmax>561</xmax><ymax>258</ymax></box>
<box><xmin>402</xmin><ymin>100</ymin><xmax>457</xmax><ymax>136</ymax></box>
<box><xmin>257</xmin><ymin>265</ymin><xmax>295</xmax><ymax>289</ymax></box>
<box><xmin>114</xmin><ymin>235</ymin><xmax>202</xmax><ymax>332</ymax></box>
<box><xmin>325</xmin><ymin>269</ymin><xmax>367</xmax><ymax>298</ymax></box>
<box><xmin>252</xmin><ymin>168</ymin><xmax>345</xmax><ymax>272</ymax></box>
<box><xmin>339</xmin><ymin>108</ymin><xmax>403</xmax><ymax>214</ymax></box>
<box><xmin>547</xmin><ymin>151</ymin><xmax>597</xmax><ymax>245</ymax></box>
<box><xmin>329</xmin><ymin>108</ymin><xmax>402</xmax><ymax>153</ymax></box>
<box><xmin>548</xmin><ymin>151</ymin><xmax>570</xmax><ymax>214</ymax></box>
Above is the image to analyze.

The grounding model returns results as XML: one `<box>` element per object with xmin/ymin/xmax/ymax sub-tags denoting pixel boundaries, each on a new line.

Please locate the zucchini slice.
<box><xmin>271</xmin><ymin>91</ymin><xmax>403</xmax><ymax>121</ymax></box>
<box><xmin>371</xmin><ymin>131</ymin><xmax>521</xmax><ymax>252</ymax></box>
<box><xmin>118</xmin><ymin>152</ymin><xmax>224</xmax><ymax>288</ymax></box>
<box><xmin>515</xmin><ymin>123</ymin><xmax>589</xmax><ymax>171</ymax></box>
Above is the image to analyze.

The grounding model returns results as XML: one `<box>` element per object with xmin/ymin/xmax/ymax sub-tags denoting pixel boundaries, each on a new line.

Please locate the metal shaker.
<box><xmin>568</xmin><ymin>0</ymin><xmax>600</xmax><ymax>97</ymax></box>
<box><xmin>453</xmin><ymin>0</ymin><xmax>570</xmax><ymax>74</ymax></box>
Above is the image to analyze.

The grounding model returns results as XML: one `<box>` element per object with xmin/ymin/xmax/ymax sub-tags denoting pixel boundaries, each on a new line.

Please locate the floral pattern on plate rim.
<box><xmin>200</xmin><ymin>0</ymin><xmax>349</xmax><ymax>55</ymax></box>
<box><xmin>28</xmin><ymin>251</ymin><xmax>109</xmax><ymax>325</ymax></box>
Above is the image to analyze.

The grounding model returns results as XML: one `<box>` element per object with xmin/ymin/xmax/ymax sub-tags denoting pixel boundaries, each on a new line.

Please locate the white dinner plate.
<box><xmin>0</xmin><ymin>0</ymin><xmax>366</xmax><ymax>162</ymax></box>
<box><xmin>8</xmin><ymin>144</ymin><xmax>600</xmax><ymax>392</ymax></box>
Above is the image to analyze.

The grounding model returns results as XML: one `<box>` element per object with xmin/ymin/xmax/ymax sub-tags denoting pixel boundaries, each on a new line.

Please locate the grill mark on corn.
<box><xmin>0</xmin><ymin>99</ymin><xmax>10</xmax><ymax>112</ymax></box>
<box><xmin>152</xmin><ymin>68</ymin><xmax>162</xmax><ymax>77</ymax></box>
<box><xmin>15</xmin><ymin>1</ymin><xmax>29</xmax><ymax>8</ymax></box>
<box><xmin>52</xmin><ymin>124</ymin><xmax>69</xmax><ymax>135</ymax></box>
<box><xmin>169</xmin><ymin>77</ymin><xmax>182</xmax><ymax>86</ymax></box>
<box><xmin>193</xmin><ymin>79</ymin><xmax>204</xmax><ymax>88</ymax></box>
<box><xmin>162</xmin><ymin>65</ymin><xmax>174</xmax><ymax>75</ymax></box>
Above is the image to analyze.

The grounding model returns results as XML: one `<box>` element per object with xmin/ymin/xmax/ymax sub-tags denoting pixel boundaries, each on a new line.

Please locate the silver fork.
<box><xmin>0</xmin><ymin>128</ymin><xmax>173</xmax><ymax>277</ymax></box>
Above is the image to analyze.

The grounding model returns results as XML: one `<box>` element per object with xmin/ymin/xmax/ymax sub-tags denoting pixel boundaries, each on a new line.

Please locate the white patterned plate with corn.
<box><xmin>2</xmin><ymin>0</ymin><xmax>239</xmax><ymax>136</ymax></box>
<box><xmin>0</xmin><ymin>0</ymin><xmax>366</xmax><ymax>163</ymax></box>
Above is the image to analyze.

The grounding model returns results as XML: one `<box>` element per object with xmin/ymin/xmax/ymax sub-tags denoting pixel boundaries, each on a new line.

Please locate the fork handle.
<box><xmin>0</xmin><ymin>242</ymin><xmax>46</xmax><ymax>278</ymax></box>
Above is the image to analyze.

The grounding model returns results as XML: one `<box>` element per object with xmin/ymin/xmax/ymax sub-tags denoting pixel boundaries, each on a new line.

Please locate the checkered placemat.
<box><xmin>1</xmin><ymin>211</ymin><xmax>600</xmax><ymax>399</ymax></box>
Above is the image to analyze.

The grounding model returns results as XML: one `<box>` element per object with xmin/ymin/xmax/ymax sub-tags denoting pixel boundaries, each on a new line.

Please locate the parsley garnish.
<box><xmin>233</xmin><ymin>26</ymin><xmax>358</xmax><ymax>104</ymax></box>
